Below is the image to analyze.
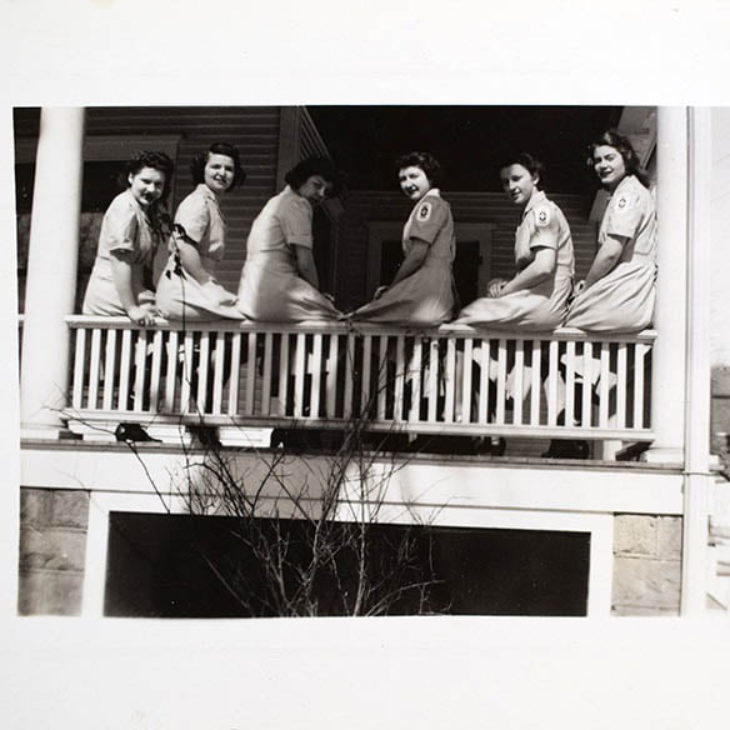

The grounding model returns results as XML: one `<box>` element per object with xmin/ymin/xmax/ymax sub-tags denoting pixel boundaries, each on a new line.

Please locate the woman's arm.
<box><xmin>110</xmin><ymin>251</ymin><xmax>156</xmax><ymax>325</ymax></box>
<box><xmin>498</xmin><ymin>247</ymin><xmax>556</xmax><ymax>296</ymax></box>
<box><xmin>174</xmin><ymin>237</ymin><xmax>213</xmax><ymax>285</ymax></box>
<box><xmin>294</xmin><ymin>244</ymin><xmax>320</xmax><ymax>289</ymax></box>
<box><xmin>391</xmin><ymin>238</ymin><xmax>429</xmax><ymax>286</ymax></box>
<box><xmin>581</xmin><ymin>234</ymin><xmax>625</xmax><ymax>290</ymax></box>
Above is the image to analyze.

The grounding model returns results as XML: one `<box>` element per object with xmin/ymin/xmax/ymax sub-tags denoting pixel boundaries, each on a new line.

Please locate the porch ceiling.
<box><xmin>307</xmin><ymin>105</ymin><xmax>622</xmax><ymax>193</ymax></box>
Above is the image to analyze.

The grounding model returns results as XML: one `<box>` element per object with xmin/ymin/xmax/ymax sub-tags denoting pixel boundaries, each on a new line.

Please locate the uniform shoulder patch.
<box><xmin>534</xmin><ymin>205</ymin><xmax>552</xmax><ymax>228</ymax></box>
<box><xmin>417</xmin><ymin>201</ymin><xmax>432</xmax><ymax>222</ymax></box>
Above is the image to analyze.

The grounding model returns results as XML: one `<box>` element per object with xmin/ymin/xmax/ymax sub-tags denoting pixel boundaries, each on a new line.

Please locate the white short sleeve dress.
<box><xmin>452</xmin><ymin>190</ymin><xmax>575</xmax><ymax>331</ymax></box>
<box><xmin>565</xmin><ymin>175</ymin><xmax>657</xmax><ymax>333</ymax></box>
<box><xmin>156</xmin><ymin>184</ymin><xmax>243</xmax><ymax>321</ymax></box>
<box><xmin>351</xmin><ymin>188</ymin><xmax>457</xmax><ymax>325</ymax></box>
<box><xmin>236</xmin><ymin>186</ymin><xmax>341</xmax><ymax>322</ymax></box>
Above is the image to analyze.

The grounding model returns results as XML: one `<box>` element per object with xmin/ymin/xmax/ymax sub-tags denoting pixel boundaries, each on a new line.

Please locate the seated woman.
<box><xmin>453</xmin><ymin>152</ymin><xmax>574</xmax><ymax>330</ymax></box>
<box><xmin>156</xmin><ymin>142</ymin><xmax>245</xmax><ymax>321</ymax></box>
<box><xmin>451</xmin><ymin>153</ymin><xmax>575</xmax><ymax>454</ymax></box>
<box><xmin>350</xmin><ymin>151</ymin><xmax>456</xmax><ymax>325</ymax></box>
<box><xmin>566</xmin><ymin>130</ymin><xmax>657</xmax><ymax>332</ymax></box>
<box><xmin>82</xmin><ymin>151</ymin><xmax>175</xmax><ymax>440</ymax></box>
<box><xmin>546</xmin><ymin>131</ymin><xmax>657</xmax><ymax>459</ymax></box>
<box><xmin>237</xmin><ymin>156</ymin><xmax>342</xmax><ymax>321</ymax></box>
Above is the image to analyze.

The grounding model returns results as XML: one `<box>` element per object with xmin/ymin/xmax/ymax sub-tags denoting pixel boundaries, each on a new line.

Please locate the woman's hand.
<box><xmin>372</xmin><ymin>285</ymin><xmax>389</xmax><ymax>300</ymax></box>
<box><xmin>127</xmin><ymin>303</ymin><xmax>158</xmax><ymax>327</ymax></box>
<box><xmin>487</xmin><ymin>278</ymin><xmax>508</xmax><ymax>298</ymax></box>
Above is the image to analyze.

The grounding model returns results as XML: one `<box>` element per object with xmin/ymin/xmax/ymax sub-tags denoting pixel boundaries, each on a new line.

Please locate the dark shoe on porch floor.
<box><xmin>541</xmin><ymin>439</ymin><xmax>589</xmax><ymax>459</ymax></box>
<box><xmin>115</xmin><ymin>423</ymin><xmax>161</xmax><ymax>443</ymax></box>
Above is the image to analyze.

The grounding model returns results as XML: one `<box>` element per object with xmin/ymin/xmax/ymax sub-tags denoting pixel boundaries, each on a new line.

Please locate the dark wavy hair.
<box><xmin>284</xmin><ymin>156</ymin><xmax>344</xmax><ymax>196</ymax></box>
<box><xmin>499</xmin><ymin>152</ymin><xmax>545</xmax><ymax>190</ymax></box>
<box><xmin>395</xmin><ymin>151</ymin><xmax>442</xmax><ymax>187</ymax></box>
<box><xmin>124</xmin><ymin>151</ymin><xmax>175</xmax><ymax>203</ymax></box>
<box><xmin>191</xmin><ymin>142</ymin><xmax>246</xmax><ymax>189</ymax></box>
<box><xmin>588</xmin><ymin>129</ymin><xmax>650</xmax><ymax>188</ymax></box>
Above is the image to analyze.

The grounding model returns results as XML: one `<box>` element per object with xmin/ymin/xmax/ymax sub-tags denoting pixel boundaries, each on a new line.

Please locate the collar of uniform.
<box><xmin>124</xmin><ymin>188</ymin><xmax>152</xmax><ymax>221</ymax></box>
<box><xmin>610</xmin><ymin>174</ymin><xmax>637</xmax><ymax>198</ymax></box>
<box><xmin>522</xmin><ymin>189</ymin><xmax>547</xmax><ymax>218</ymax></box>
<box><xmin>424</xmin><ymin>187</ymin><xmax>441</xmax><ymax>199</ymax></box>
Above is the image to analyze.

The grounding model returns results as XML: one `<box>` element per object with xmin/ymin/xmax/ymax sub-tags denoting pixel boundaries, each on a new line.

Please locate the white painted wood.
<box><xmin>310</xmin><ymin>334</ymin><xmax>323</xmax><ymax>418</ymax></box>
<box><xmin>261</xmin><ymin>333</ymin><xmax>273</xmax><ymax>414</ymax></box>
<box><xmin>530</xmin><ymin>340</ymin><xmax>541</xmax><ymax>425</ymax></box>
<box><xmin>293</xmin><ymin>333</ymin><xmax>306</xmax><ymax>418</ymax></box>
<box><xmin>148</xmin><ymin>329</ymin><xmax>163</xmax><ymax>412</ymax></box>
<box><xmin>326</xmin><ymin>334</ymin><xmax>339</xmax><ymax>418</ymax></box>
<box><xmin>163</xmin><ymin>330</ymin><xmax>178</xmax><ymax>414</ymax></box>
<box><xmin>196</xmin><ymin>332</ymin><xmax>210</xmax><ymax>414</ymax></box>
<box><xmin>211</xmin><ymin>332</ymin><xmax>225</xmax><ymax>415</ymax></box>
<box><xmin>118</xmin><ymin>328</ymin><xmax>132</xmax><ymax>411</ymax></box>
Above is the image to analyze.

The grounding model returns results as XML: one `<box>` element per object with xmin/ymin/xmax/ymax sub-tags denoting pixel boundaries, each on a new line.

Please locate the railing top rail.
<box><xmin>62</xmin><ymin>314</ymin><xmax>657</xmax><ymax>343</ymax></box>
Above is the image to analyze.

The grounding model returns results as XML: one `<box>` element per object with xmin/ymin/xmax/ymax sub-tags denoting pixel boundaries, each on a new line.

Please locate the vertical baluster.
<box><xmin>409</xmin><ymin>336</ymin><xmax>423</xmax><ymax>423</ymax></box>
<box><xmin>164</xmin><ymin>329</ymin><xmax>178</xmax><ymax>413</ymax></box>
<box><xmin>133</xmin><ymin>329</ymin><xmax>147</xmax><ymax>412</ymax></box>
<box><xmin>310</xmin><ymin>333</ymin><xmax>323</xmax><ymax>419</ymax></box>
<box><xmin>228</xmin><ymin>331</ymin><xmax>242</xmax><ymax>415</ymax></box>
<box><xmin>87</xmin><ymin>328</ymin><xmax>102</xmax><ymax>410</ymax></box>
<box><xmin>478</xmin><ymin>338</ymin><xmax>490</xmax><ymax>424</ymax></box>
<box><xmin>180</xmin><ymin>330</ymin><xmax>194</xmax><ymax>414</ymax></box>
<box><xmin>326</xmin><ymin>333</ymin><xmax>339</xmax><ymax>418</ymax></box>
<box><xmin>633</xmin><ymin>342</ymin><xmax>646</xmax><ymax>429</ymax></box>
<box><xmin>343</xmin><ymin>333</ymin><xmax>356</xmax><ymax>420</ymax></box>
<box><xmin>293</xmin><ymin>333</ymin><xmax>307</xmax><ymax>418</ymax></box>
<box><xmin>278</xmin><ymin>333</ymin><xmax>290</xmax><ymax>417</ymax></box>
<box><xmin>547</xmin><ymin>339</ymin><xmax>559</xmax><ymax>426</ymax></box>
<box><xmin>148</xmin><ymin>329</ymin><xmax>164</xmax><ymax>412</ymax></box>
<box><xmin>427</xmin><ymin>337</ymin><xmax>439</xmax><ymax>423</ymax></box>
<box><xmin>565</xmin><ymin>340</ymin><xmax>576</xmax><ymax>430</ymax></box>
<box><xmin>530</xmin><ymin>340</ymin><xmax>541</xmax><ymax>425</ymax></box>
<box><xmin>377</xmin><ymin>336</ymin><xmax>388</xmax><ymax>421</ymax></box>
<box><xmin>581</xmin><ymin>341</ymin><xmax>593</xmax><ymax>428</ymax></box>
<box><xmin>512</xmin><ymin>339</ymin><xmax>524</xmax><ymax>425</ymax></box>
<box><xmin>207</xmin><ymin>331</ymin><xmax>223</xmax><ymax>415</ymax></box>
<box><xmin>262</xmin><ymin>332</ymin><xmax>273</xmax><ymax>414</ymax></box>
<box><xmin>118</xmin><ymin>328</ymin><xmax>132</xmax><ymax>411</ymax></box>
<box><xmin>460</xmin><ymin>337</ymin><xmax>473</xmax><ymax>424</ymax></box>
<box><xmin>495</xmin><ymin>338</ymin><xmax>507</xmax><ymax>425</ymax></box>
<box><xmin>241</xmin><ymin>332</ymin><xmax>255</xmax><ymax>416</ymax></box>
<box><xmin>393</xmin><ymin>335</ymin><xmax>406</xmax><ymax>422</ymax></box>
<box><xmin>72</xmin><ymin>327</ymin><xmax>86</xmax><ymax>409</ymax></box>
<box><xmin>196</xmin><ymin>331</ymin><xmax>210</xmax><ymax>414</ymax></box>
<box><xmin>443</xmin><ymin>336</ymin><xmax>457</xmax><ymax>423</ymax></box>
<box><xmin>101</xmin><ymin>328</ymin><xmax>117</xmax><ymax>411</ymax></box>
<box><xmin>598</xmin><ymin>342</ymin><xmax>610</xmax><ymax>428</ymax></box>
<box><xmin>616</xmin><ymin>342</ymin><xmax>627</xmax><ymax>429</ymax></box>
<box><xmin>360</xmin><ymin>335</ymin><xmax>372</xmax><ymax>418</ymax></box>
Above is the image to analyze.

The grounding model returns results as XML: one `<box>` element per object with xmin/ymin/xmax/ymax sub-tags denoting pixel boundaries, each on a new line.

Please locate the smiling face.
<box><xmin>297</xmin><ymin>174</ymin><xmax>332</xmax><ymax>207</ymax></box>
<box><xmin>500</xmin><ymin>163</ymin><xmax>538</xmax><ymax>207</ymax></box>
<box><xmin>203</xmin><ymin>152</ymin><xmax>235</xmax><ymax>195</ymax></box>
<box><xmin>128</xmin><ymin>166</ymin><xmax>166</xmax><ymax>208</ymax></box>
<box><xmin>398</xmin><ymin>165</ymin><xmax>432</xmax><ymax>201</ymax></box>
<box><xmin>592</xmin><ymin>144</ymin><xmax>627</xmax><ymax>191</ymax></box>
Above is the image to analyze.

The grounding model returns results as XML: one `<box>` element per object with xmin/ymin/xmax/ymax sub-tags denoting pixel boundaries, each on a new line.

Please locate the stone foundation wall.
<box><xmin>18</xmin><ymin>488</ymin><xmax>90</xmax><ymax>615</ymax></box>
<box><xmin>612</xmin><ymin>514</ymin><xmax>682</xmax><ymax>616</ymax></box>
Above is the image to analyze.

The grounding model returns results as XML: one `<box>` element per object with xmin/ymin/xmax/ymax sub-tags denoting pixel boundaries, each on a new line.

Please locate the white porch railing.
<box><xmin>63</xmin><ymin>316</ymin><xmax>655</xmax><ymax>446</ymax></box>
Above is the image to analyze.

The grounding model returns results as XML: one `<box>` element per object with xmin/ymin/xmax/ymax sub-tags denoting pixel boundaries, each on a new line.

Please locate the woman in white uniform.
<box><xmin>453</xmin><ymin>152</ymin><xmax>574</xmax><ymax>330</ymax></box>
<box><xmin>237</xmin><ymin>156</ymin><xmax>342</xmax><ymax>322</ymax></box>
<box><xmin>156</xmin><ymin>142</ymin><xmax>245</xmax><ymax>321</ymax></box>
<box><xmin>83</xmin><ymin>151</ymin><xmax>174</xmax><ymax>324</ymax></box>
<box><xmin>82</xmin><ymin>151</ymin><xmax>174</xmax><ymax>440</ymax></box>
<box><xmin>565</xmin><ymin>130</ymin><xmax>657</xmax><ymax>332</ymax></box>
<box><xmin>350</xmin><ymin>151</ymin><xmax>456</xmax><ymax>325</ymax></box>
<box><xmin>548</xmin><ymin>132</ymin><xmax>656</xmax><ymax>459</ymax></box>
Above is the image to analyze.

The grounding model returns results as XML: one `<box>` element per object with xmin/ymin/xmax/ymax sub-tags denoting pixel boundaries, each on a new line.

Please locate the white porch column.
<box><xmin>680</xmin><ymin>108</ymin><xmax>713</xmax><ymax>615</ymax></box>
<box><xmin>20</xmin><ymin>107</ymin><xmax>85</xmax><ymax>438</ymax></box>
<box><xmin>643</xmin><ymin>107</ymin><xmax>688</xmax><ymax>465</ymax></box>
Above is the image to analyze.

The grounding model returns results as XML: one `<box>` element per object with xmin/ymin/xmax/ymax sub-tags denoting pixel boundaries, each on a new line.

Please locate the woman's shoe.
<box><xmin>542</xmin><ymin>439</ymin><xmax>589</xmax><ymax>459</ymax></box>
<box><xmin>115</xmin><ymin>422</ymin><xmax>161</xmax><ymax>443</ymax></box>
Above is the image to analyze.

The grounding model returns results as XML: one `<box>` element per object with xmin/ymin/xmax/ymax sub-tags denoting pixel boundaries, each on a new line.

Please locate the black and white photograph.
<box><xmin>2</xmin><ymin>1</ymin><xmax>730</xmax><ymax>728</ymax></box>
